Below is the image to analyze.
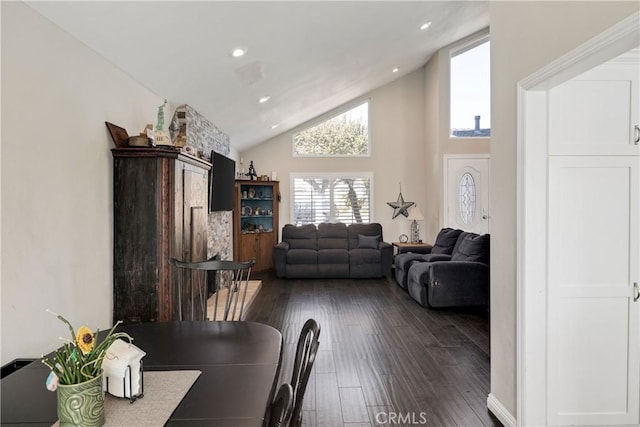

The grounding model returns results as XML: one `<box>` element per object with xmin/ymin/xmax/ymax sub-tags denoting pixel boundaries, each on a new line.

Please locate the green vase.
<box><xmin>57</xmin><ymin>375</ymin><xmax>105</xmax><ymax>427</ymax></box>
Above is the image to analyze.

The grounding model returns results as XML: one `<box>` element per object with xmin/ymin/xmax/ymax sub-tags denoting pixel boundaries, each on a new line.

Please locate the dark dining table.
<box><xmin>1</xmin><ymin>321</ymin><xmax>283</xmax><ymax>426</ymax></box>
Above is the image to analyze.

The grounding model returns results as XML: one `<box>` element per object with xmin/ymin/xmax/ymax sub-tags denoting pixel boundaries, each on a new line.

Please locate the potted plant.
<box><xmin>41</xmin><ymin>310</ymin><xmax>131</xmax><ymax>426</ymax></box>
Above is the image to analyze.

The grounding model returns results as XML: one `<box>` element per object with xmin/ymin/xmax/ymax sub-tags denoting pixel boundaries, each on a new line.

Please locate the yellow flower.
<box><xmin>76</xmin><ymin>326</ymin><xmax>95</xmax><ymax>354</ymax></box>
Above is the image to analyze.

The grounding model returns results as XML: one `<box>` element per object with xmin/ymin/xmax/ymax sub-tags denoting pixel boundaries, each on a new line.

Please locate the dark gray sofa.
<box><xmin>273</xmin><ymin>222</ymin><xmax>393</xmax><ymax>278</ymax></box>
<box><xmin>395</xmin><ymin>229</ymin><xmax>490</xmax><ymax>308</ymax></box>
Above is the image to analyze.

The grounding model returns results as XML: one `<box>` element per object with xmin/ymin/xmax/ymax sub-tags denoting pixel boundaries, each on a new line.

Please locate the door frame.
<box><xmin>443</xmin><ymin>153</ymin><xmax>490</xmax><ymax>233</ymax></box>
<box><xmin>517</xmin><ymin>12</ymin><xmax>639</xmax><ymax>426</ymax></box>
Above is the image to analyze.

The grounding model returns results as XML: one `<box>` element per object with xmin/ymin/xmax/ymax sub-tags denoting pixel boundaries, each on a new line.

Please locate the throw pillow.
<box><xmin>431</xmin><ymin>228</ymin><xmax>464</xmax><ymax>254</ymax></box>
<box><xmin>357</xmin><ymin>234</ymin><xmax>380</xmax><ymax>249</ymax></box>
<box><xmin>451</xmin><ymin>233</ymin><xmax>490</xmax><ymax>264</ymax></box>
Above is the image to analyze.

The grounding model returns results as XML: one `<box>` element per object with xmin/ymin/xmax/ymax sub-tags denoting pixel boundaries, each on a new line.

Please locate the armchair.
<box><xmin>406</xmin><ymin>233</ymin><xmax>490</xmax><ymax>308</ymax></box>
<box><xmin>394</xmin><ymin>228</ymin><xmax>464</xmax><ymax>289</ymax></box>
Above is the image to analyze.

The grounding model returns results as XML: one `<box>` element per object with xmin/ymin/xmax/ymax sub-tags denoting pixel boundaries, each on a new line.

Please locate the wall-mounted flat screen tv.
<box><xmin>209</xmin><ymin>151</ymin><xmax>236</xmax><ymax>212</ymax></box>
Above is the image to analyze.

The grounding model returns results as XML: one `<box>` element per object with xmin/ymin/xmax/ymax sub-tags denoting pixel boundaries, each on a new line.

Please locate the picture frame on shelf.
<box><xmin>105</xmin><ymin>122</ymin><xmax>129</xmax><ymax>148</ymax></box>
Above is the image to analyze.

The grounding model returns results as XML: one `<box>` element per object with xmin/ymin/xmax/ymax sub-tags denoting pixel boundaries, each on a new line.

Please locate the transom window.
<box><xmin>291</xmin><ymin>173</ymin><xmax>372</xmax><ymax>225</ymax></box>
<box><xmin>293</xmin><ymin>101</ymin><xmax>370</xmax><ymax>156</ymax></box>
<box><xmin>450</xmin><ymin>36</ymin><xmax>491</xmax><ymax>138</ymax></box>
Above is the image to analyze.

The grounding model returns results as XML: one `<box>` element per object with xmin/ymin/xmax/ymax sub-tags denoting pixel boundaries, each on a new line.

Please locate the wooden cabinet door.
<box><xmin>256</xmin><ymin>232</ymin><xmax>275</xmax><ymax>272</ymax></box>
<box><xmin>179</xmin><ymin>163</ymin><xmax>209</xmax><ymax>321</ymax></box>
<box><xmin>237</xmin><ymin>233</ymin><xmax>257</xmax><ymax>264</ymax></box>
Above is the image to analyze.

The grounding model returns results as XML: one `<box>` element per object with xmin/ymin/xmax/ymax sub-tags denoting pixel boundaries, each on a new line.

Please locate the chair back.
<box><xmin>268</xmin><ymin>383</ymin><xmax>294</xmax><ymax>427</ymax></box>
<box><xmin>169</xmin><ymin>258</ymin><xmax>255</xmax><ymax>321</ymax></box>
<box><xmin>290</xmin><ymin>318</ymin><xmax>321</xmax><ymax>427</ymax></box>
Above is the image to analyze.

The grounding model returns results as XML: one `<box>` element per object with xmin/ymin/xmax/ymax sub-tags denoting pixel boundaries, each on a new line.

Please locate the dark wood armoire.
<box><xmin>112</xmin><ymin>147</ymin><xmax>211</xmax><ymax>323</ymax></box>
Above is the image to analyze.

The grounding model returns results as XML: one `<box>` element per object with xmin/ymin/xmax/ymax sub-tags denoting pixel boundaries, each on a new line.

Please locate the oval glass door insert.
<box><xmin>459</xmin><ymin>172</ymin><xmax>476</xmax><ymax>225</ymax></box>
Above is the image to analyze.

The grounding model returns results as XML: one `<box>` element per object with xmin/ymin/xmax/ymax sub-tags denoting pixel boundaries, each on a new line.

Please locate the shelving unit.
<box><xmin>233</xmin><ymin>180</ymin><xmax>279</xmax><ymax>273</ymax></box>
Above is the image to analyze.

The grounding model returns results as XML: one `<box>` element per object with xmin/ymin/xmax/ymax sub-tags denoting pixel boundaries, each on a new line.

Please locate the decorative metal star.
<box><xmin>387</xmin><ymin>191</ymin><xmax>414</xmax><ymax>219</ymax></box>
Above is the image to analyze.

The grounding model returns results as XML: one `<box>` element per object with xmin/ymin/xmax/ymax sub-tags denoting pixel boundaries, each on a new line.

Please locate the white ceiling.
<box><xmin>26</xmin><ymin>1</ymin><xmax>489</xmax><ymax>151</ymax></box>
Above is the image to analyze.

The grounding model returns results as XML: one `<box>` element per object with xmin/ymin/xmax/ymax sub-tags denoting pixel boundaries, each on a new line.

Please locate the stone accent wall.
<box><xmin>184</xmin><ymin>104</ymin><xmax>230</xmax><ymax>157</ymax></box>
<box><xmin>174</xmin><ymin>105</ymin><xmax>233</xmax><ymax>261</ymax></box>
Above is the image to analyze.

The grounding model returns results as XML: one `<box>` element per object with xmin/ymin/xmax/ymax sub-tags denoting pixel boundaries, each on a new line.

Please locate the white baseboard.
<box><xmin>487</xmin><ymin>393</ymin><xmax>517</xmax><ymax>427</ymax></box>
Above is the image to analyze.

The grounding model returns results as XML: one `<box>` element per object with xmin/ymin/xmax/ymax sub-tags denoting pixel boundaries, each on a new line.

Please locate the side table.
<box><xmin>392</xmin><ymin>242</ymin><xmax>433</xmax><ymax>255</ymax></box>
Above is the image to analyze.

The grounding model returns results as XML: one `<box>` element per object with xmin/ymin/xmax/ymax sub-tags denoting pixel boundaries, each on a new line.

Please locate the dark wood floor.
<box><xmin>245</xmin><ymin>273</ymin><xmax>502</xmax><ymax>427</ymax></box>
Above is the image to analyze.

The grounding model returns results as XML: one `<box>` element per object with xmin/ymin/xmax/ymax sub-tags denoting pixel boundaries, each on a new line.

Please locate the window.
<box><xmin>293</xmin><ymin>101</ymin><xmax>370</xmax><ymax>156</ymax></box>
<box><xmin>291</xmin><ymin>173</ymin><xmax>372</xmax><ymax>225</ymax></box>
<box><xmin>458</xmin><ymin>172</ymin><xmax>476</xmax><ymax>224</ymax></box>
<box><xmin>450</xmin><ymin>37</ymin><xmax>491</xmax><ymax>138</ymax></box>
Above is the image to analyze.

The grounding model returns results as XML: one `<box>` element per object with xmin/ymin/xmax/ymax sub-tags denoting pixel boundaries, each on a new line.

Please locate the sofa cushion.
<box><xmin>357</xmin><ymin>234</ymin><xmax>380</xmax><ymax>249</ymax></box>
<box><xmin>431</xmin><ymin>228</ymin><xmax>464</xmax><ymax>254</ymax></box>
<box><xmin>347</xmin><ymin>223</ymin><xmax>383</xmax><ymax>250</ymax></box>
<box><xmin>318</xmin><ymin>223</ymin><xmax>348</xmax><ymax>250</ymax></box>
<box><xmin>282</xmin><ymin>224</ymin><xmax>318</xmax><ymax>250</ymax></box>
<box><xmin>350</xmin><ymin>248</ymin><xmax>383</xmax><ymax>278</ymax></box>
<box><xmin>318</xmin><ymin>248</ymin><xmax>349</xmax><ymax>264</ymax></box>
<box><xmin>318</xmin><ymin>249</ymin><xmax>349</xmax><ymax>277</ymax></box>
<box><xmin>451</xmin><ymin>233</ymin><xmax>490</xmax><ymax>264</ymax></box>
<box><xmin>350</xmin><ymin>248</ymin><xmax>381</xmax><ymax>264</ymax></box>
<box><xmin>286</xmin><ymin>249</ymin><xmax>318</xmax><ymax>264</ymax></box>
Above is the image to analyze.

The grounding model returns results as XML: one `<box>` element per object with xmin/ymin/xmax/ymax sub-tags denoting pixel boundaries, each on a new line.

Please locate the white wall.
<box><xmin>1</xmin><ymin>2</ymin><xmax>166</xmax><ymax>364</ymax></box>
<box><xmin>240</xmin><ymin>68</ymin><xmax>427</xmax><ymax>244</ymax></box>
<box><xmin>489</xmin><ymin>0</ymin><xmax>640</xmax><ymax>417</ymax></box>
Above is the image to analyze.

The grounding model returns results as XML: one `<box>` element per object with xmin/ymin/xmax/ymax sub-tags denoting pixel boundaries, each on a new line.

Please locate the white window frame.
<box><xmin>449</xmin><ymin>30</ymin><xmax>491</xmax><ymax>140</ymax></box>
<box><xmin>289</xmin><ymin>172</ymin><xmax>374</xmax><ymax>225</ymax></box>
<box><xmin>292</xmin><ymin>99</ymin><xmax>372</xmax><ymax>158</ymax></box>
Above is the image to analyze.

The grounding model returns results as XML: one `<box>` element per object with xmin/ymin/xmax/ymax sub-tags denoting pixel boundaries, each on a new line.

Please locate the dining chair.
<box><xmin>290</xmin><ymin>318</ymin><xmax>321</xmax><ymax>427</ymax></box>
<box><xmin>267</xmin><ymin>383</ymin><xmax>294</xmax><ymax>427</ymax></box>
<box><xmin>168</xmin><ymin>257</ymin><xmax>255</xmax><ymax>321</ymax></box>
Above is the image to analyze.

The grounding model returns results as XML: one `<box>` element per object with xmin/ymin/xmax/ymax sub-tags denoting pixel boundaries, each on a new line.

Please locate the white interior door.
<box><xmin>444</xmin><ymin>155</ymin><xmax>490</xmax><ymax>234</ymax></box>
<box><xmin>547</xmin><ymin>156</ymin><xmax>639</xmax><ymax>426</ymax></box>
<box><xmin>544</xmin><ymin>48</ymin><xmax>640</xmax><ymax>426</ymax></box>
<box><xmin>518</xmin><ymin>17</ymin><xmax>640</xmax><ymax>427</ymax></box>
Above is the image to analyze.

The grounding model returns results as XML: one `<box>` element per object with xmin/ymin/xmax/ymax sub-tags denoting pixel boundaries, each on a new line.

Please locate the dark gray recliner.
<box><xmin>406</xmin><ymin>232</ymin><xmax>490</xmax><ymax>308</ymax></box>
<box><xmin>394</xmin><ymin>228</ymin><xmax>464</xmax><ymax>289</ymax></box>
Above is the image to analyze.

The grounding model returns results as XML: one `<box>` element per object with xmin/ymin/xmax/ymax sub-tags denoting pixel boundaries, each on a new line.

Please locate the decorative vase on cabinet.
<box><xmin>233</xmin><ymin>180</ymin><xmax>279</xmax><ymax>273</ymax></box>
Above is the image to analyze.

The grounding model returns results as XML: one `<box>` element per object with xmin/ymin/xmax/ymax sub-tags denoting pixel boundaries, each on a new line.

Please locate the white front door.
<box><xmin>443</xmin><ymin>155</ymin><xmax>490</xmax><ymax>234</ymax></box>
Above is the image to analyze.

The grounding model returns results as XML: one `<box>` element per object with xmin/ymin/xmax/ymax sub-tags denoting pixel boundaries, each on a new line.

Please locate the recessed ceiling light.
<box><xmin>231</xmin><ymin>47</ymin><xmax>247</xmax><ymax>58</ymax></box>
<box><xmin>420</xmin><ymin>22</ymin><xmax>432</xmax><ymax>30</ymax></box>
<box><xmin>258</xmin><ymin>96</ymin><xmax>271</xmax><ymax>103</ymax></box>
<box><xmin>271</xmin><ymin>124</ymin><xmax>279</xmax><ymax>129</ymax></box>
<box><xmin>392</xmin><ymin>68</ymin><xmax>399</xmax><ymax>73</ymax></box>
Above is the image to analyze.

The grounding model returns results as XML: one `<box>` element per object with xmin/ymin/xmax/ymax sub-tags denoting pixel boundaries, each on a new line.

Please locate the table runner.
<box><xmin>53</xmin><ymin>370</ymin><xmax>201</xmax><ymax>426</ymax></box>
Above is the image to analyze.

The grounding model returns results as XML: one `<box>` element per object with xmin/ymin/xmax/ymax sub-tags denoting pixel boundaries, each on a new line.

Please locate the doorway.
<box><xmin>443</xmin><ymin>154</ymin><xmax>490</xmax><ymax>235</ymax></box>
<box><xmin>517</xmin><ymin>14</ymin><xmax>639</xmax><ymax>426</ymax></box>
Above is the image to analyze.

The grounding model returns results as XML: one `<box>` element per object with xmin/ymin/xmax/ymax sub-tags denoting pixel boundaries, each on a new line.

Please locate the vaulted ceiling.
<box><xmin>27</xmin><ymin>1</ymin><xmax>489</xmax><ymax>151</ymax></box>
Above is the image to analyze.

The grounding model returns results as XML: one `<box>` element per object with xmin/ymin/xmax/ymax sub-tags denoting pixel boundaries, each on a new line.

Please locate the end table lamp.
<box><xmin>406</xmin><ymin>206</ymin><xmax>424</xmax><ymax>243</ymax></box>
